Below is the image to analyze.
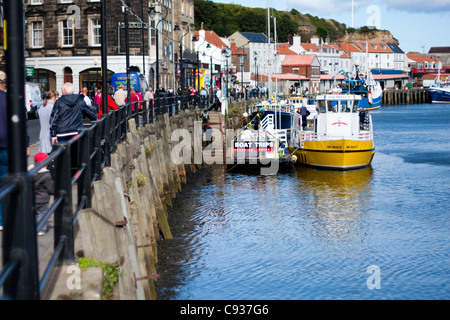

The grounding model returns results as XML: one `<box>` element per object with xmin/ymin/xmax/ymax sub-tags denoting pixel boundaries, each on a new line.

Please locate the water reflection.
<box><xmin>294</xmin><ymin>167</ymin><xmax>373</xmax><ymax>254</ymax></box>
<box><xmin>157</xmin><ymin>104</ymin><xmax>450</xmax><ymax>299</ymax></box>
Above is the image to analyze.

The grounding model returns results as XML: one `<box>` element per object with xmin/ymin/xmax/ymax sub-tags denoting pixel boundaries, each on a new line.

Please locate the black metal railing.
<box><xmin>0</xmin><ymin>89</ymin><xmax>261</xmax><ymax>299</ymax></box>
<box><xmin>0</xmin><ymin>92</ymin><xmax>215</xmax><ymax>300</ymax></box>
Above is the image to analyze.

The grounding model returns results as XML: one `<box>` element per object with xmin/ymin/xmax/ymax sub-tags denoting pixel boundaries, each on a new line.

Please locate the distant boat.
<box><xmin>429</xmin><ymin>85</ymin><xmax>450</xmax><ymax>103</ymax></box>
<box><xmin>429</xmin><ymin>68</ymin><xmax>450</xmax><ymax>103</ymax></box>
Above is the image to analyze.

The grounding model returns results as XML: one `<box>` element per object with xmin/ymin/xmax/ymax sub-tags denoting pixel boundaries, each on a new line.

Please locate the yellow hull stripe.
<box><xmin>290</xmin><ymin>140</ymin><xmax>375</xmax><ymax>169</ymax></box>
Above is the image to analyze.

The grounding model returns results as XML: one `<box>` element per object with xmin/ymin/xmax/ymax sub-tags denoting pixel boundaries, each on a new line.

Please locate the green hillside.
<box><xmin>194</xmin><ymin>0</ymin><xmax>396</xmax><ymax>44</ymax></box>
<box><xmin>194</xmin><ymin>0</ymin><xmax>345</xmax><ymax>43</ymax></box>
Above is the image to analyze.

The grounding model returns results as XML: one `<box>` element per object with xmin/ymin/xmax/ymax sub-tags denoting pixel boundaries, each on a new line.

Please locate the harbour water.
<box><xmin>156</xmin><ymin>103</ymin><xmax>450</xmax><ymax>300</ymax></box>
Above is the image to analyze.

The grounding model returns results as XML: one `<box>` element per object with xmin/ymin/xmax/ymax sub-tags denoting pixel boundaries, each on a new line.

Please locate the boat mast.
<box><xmin>267</xmin><ymin>0</ymin><xmax>272</xmax><ymax>100</ymax></box>
<box><xmin>274</xmin><ymin>14</ymin><xmax>278</xmax><ymax>98</ymax></box>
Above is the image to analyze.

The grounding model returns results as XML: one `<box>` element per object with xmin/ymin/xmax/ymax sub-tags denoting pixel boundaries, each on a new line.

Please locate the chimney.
<box><xmin>293</xmin><ymin>35</ymin><xmax>301</xmax><ymax>46</ymax></box>
<box><xmin>201</xmin><ymin>22</ymin><xmax>204</xmax><ymax>30</ymax></box>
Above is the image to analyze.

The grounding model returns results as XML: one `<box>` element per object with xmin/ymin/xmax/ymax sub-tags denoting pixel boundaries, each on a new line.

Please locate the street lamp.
<box><xmin>123</xmin><ymin>1</ymin><xmax>131</xmax><ymax>104</ymax></box>
<box><xmin>240</xmin><ymin>54</ymin><xmax>244</xmax><ymax>99</ymax></box>
<box><xmin>174</xmin><ymin>23</ymin><xmax>190</xmax><ymax>91</ymax></box>
<box><xmin>149</xmin><ymin>5</ymin><xmax>168</xmax><ymax>94</ymax></box>
<box><xmin>254</xmin><ymin>52</ymin><xmax>258</xmax><ymax>87</ymax></box>
<box><xmin>192</xmin><ymin>34</ymin><xmax>207</xmax><ymax>91</ymax></box>
<box><xmin>101</xmin><ymin>0</ymin><xmax>108</xmax><ymax>116</ymax></box>
<box><xmin>221</xmin><ymin>48</ymin><xmax>231</xmax><ymax>99</ymax></box>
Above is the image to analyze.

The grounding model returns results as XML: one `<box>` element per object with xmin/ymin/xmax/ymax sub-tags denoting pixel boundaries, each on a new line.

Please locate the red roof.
<box><xmin>251</xmin><ymin>74</ymin><xmax>309</xmax><ymax>81</ymax></box>
<box><xmin>406</xmin><ymin>52</ymin><xmax>440</xmax><ymax>63</ymax></box>
<box><xmin>194</xmin><ymin>30</ymin><xmax>228</xmax><ymax>50</ymax></box>
<box><xmin>230</xmin><ymin>42</ymin><xmax>244</xmax><ymax>55</ymax></box>
<box><xmin>340</xmin><ymin>43</ymin><xmax>362</xmax><ymax>53</ymax></box>
<box><xmin>277</xmin><ymin>43</ymin><xmax>297</xmax><ymax>55</ymax></box>
<box><xmin>301</xmin><ymin>43</ymin><xmax>321</xmax><ymax>53</ymax></box>
<box><xmin>372</xmin><ymin>74</ymin><xmax>409</xmax><ymax>80</ymax></box>
<box><xmin>282</xmin><ymin>55</ymin><xmax>317</xmax><ymax>67</ymax></box>
<box><xmin>320</xmin><ymin>75</ymin><xmax>346</xmax><ymax>80</ymax></box>
<box><xmin>354</xmin><ymin>41</ymin><xmax>393</xmax><ymax>53</ymax></box>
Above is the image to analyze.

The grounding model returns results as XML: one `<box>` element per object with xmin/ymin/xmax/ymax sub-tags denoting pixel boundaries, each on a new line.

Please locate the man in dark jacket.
<box><xmin>50</xmin><ymin>82</ymin><xmax>96</xmax><ymax>143</ymax></box>
<box><xmin>50</xmin><ymin>82</ymin><xmax>96</xmax><ymax>174</ymax></box>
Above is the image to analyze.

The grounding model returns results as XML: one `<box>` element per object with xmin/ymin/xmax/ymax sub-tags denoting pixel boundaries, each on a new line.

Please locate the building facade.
<box><xmin>22</xmin><ymin>0</ymin><xmax>196</xmax><ymax>95</ymax></box>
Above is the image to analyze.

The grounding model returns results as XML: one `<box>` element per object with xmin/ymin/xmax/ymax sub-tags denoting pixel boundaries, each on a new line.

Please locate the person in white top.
<box><xmin>81</xmin><ymin>87</ymin><xmax>93</xmax><ymax>108</ymax></box>
<box><xmin>113</xmin><ymin>84</ymin><xmax>127</xmax><ymax>107</ymax></box>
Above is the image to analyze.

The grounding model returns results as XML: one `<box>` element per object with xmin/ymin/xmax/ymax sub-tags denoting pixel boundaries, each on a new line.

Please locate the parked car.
<box><xmin>25</xmin><ymin>82</ymin><xmax>43</xmax><ymax>119</ymax></box>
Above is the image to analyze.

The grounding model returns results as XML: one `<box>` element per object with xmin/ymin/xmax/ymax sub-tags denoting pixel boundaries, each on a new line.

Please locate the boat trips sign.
<box><xmin>233</xmin><ymin>141</ymin><xmax>275</xmax><ymax>152</ymax></box>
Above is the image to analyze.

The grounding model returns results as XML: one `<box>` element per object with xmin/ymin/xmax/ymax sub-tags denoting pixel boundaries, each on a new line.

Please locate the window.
<box><xmin>91</xmin><ymin>19</ymin><xmax>101</xmax><ymax>46</ymax></box>
<box><xmin>32</xmin><ymin>21</ymin><xmax>43</xmax><ymax>48</ymax></box>
<box><xmin>150</xmin><ymin>20</ymin><xmax>156</xmax><ymax>46</ymax></box>
<box><xmin>62</xmin><ymin>20</ymin><xmax>74</xmax><ymax>47</ymax></box>
<box><xmin>317</xmin><ymin>100</ymin><xmax>327</xmax><ymax>113</ymax></box>
<box><xmin>60</xmin><ymin>0</ymin><xmax>73</xmax><ymax>3</ymax></box>
<box><xmin>30</xmin><ymin>0</ymin><xmax>43</xmax><ymax>4</ymax></box>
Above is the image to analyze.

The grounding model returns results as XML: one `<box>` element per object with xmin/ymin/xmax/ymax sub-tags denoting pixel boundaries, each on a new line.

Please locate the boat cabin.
<box><xmin>292</xmin><ymin>94</ymin><xmax>371</xmax><ymax>141</ymax></box>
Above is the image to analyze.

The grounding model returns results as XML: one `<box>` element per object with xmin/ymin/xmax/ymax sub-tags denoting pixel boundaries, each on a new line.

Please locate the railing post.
<box><xmin>148</xmin><ymin>99</ymin><xmax>155</xmax><ymax>123</ymax></box>
<box><xmin>78</xmin><ymin>129</ymin><xmax>92</xmax><ymax>209</ymax></box>
<box><xmin>142</xmin><ymin>99</ymin><xmax>148</xmax><ymax>125</ymax></box>
<box><xmin>53</xmin><ymin>143</ymin><xmax>74</xmax><ymax>262</ymax></box>
<box><xmin>134</xmin><ymin>102</ymin><xmax>139</xmax><ymax>127</ymax></box>
<box><xmin>93</xmin><ymin>124</ymin><xmax>103</xmax><ymax>180</ymax></box>
<box><xmin>102</xmin><ymin>116</ymin><xmax>111</xmax><ymax>167</ymax></box>
<box><xmin>2</xmin><ymin>174</ymin><xmax>40</xmax><ymax>300</ymax></box>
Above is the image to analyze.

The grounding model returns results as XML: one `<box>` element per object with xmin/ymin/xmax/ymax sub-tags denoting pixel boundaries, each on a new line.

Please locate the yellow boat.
<box><xmin>289</xmin><ymin>94</ymin><xmax>375</xmax><ymax>170</ymax></box>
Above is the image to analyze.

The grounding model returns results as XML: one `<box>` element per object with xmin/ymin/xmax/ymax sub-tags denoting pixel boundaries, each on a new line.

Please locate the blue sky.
<box><xmin>210</xmin><ymin>0</ymin><xmax>450</xmax><ymax>54</ymax></box>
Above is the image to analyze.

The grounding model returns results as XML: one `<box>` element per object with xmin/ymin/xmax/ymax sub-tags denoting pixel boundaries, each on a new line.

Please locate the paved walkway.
<box><xmin>202</xmin><ymin>111</ymin><xmax>224</xmax><ymax>165</ymax></box>
<box><xmin>0</xmin><ymin>141</ymin><xmax>97</xmax><ymax>300</ymax></box>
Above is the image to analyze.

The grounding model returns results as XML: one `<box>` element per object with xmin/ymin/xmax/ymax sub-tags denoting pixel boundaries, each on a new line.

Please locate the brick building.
<box><xmin>281</xmin><ymin>55</ymin><xmax>321</xmax><ymax>93</ymax></box>
<box><xmin>22</xmin><ymin>0</ymin><xmax>195</xmax><ymax>95</ymax></box>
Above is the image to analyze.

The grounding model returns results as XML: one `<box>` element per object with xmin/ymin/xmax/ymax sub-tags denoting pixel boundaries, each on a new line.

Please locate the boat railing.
<box><xmin>358</xmin><ymin>132</ymin><xmax>373</xmax><ymax>141</ymax></box>
<box><xmin>275</xmin><ymin>129</ymin><xmax>288</xmax><ymax>145</ymax></box>
<box><xmin>250</xmin><ymin>103</ymin><xmax>293</xmax><ymax>114</ymax></box>
<box><xmin>300</xmin><ymin>132</ymin><xmax>317</xmax><ymax>147</ymax></box>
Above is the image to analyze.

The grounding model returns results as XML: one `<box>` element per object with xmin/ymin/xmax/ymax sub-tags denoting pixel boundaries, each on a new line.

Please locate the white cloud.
<box><xmin>384</xmin><ymin>0</ymin><xmax>450</xmax><ymax>13</ymax></box>
<box><xmin>281</xmin><ymin>0</ymin><xmax>450</xmax><ymax>14</ymax></box>
<box><xmin>282</xmin><ymin>0</ymin><xmax>368</xmax><ymax>15</ymax></box>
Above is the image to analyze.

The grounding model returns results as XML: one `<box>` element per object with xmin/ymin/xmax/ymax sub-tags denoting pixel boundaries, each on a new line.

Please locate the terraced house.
<box><xmin>23</xmin><ymin>0</ymin><xmax>195</xmax><ymax>95</ymax></box>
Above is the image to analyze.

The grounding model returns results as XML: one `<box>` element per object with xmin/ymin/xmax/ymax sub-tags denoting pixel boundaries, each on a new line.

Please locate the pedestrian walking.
<box><xmin>38</xmin><ymin>90</ymin><xmax>58</xmax><ymax>154</ymax></box>
<box><xmin>32</xmin><ymin>152</ymin><xmax>54</xmax><ymax>236</ymax></box>
<box><xmin>98</xmin><ymin>85</ymin><xmax>119</xmax><ymax>119</ymax></box>
<box><xmin>113</xmin><ymin>84</ymin><xmax>127</xmax><ymax>107</ymax></box>
<box><xmin>50</xmin><ymin>82</ymin><xmax>96</xmax><ymax>174</ymax></box>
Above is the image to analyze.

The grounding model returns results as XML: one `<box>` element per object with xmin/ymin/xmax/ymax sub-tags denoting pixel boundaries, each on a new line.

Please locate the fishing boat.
<box><xmin>338</xmin><ymin>68</ymin><xmax>382</xmax><ymax>111</ymax></box>
<box><xmin>429</xmin><ymin>83</ymin><xmax>450</xmax><ymax>103</ymax></box>
<box><xmin>429</xmin><ymin>68</ymin><xmax>450</xmax><ymax>103</ymax></box>
<box><xmin>288</xmin><ymin>94</ymin><xmax>375</xmax><ymax>170</ymax></box>
<box><xmin>228</xmin><ymin>101</ymin><xmax>293</xmax><ymax>167</ymax></box>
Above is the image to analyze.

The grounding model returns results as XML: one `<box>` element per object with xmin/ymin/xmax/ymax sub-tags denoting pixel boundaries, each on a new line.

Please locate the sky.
<box><xmin>210</xmin><ymin>0</ymin><xmax>450</xmax><ymax>54</ymax></box>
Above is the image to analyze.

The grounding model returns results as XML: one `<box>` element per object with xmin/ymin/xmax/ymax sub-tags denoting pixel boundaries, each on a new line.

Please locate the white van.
<box><xmin>25</xmin><ymin>82</ymin><xmax>43</xmax><ymax>119</ymax></box>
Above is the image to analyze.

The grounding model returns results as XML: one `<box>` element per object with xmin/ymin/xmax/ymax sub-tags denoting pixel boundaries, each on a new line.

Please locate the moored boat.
<box><xmin>339</xmin><ymin>69</ymin><xmax>382</xmax><ymax>111</ymax></box>
<box><xmin>429</xmin><ymin>71</ymin><xmax>450</xmax><ymax>103</ymax></box>
<box><xmin>288</xmin><ymin>94</ymin><xmax>375</xmax><ymax>170</ymax></box>
<box><xmin>228</xmin><ymin>102</ymin><xmax>293</xmax><ymax>168</ymax></box>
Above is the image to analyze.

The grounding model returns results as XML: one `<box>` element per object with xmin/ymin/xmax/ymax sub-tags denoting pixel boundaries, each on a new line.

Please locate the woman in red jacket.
<box><xmin>98</xmin><ymin>85</ymin><xmax>119</xmax><ymax>119</ymax></box>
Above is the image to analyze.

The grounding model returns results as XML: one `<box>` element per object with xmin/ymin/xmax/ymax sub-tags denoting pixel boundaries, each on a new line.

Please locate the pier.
<box><xmin>381</xmin><ymin>88</ymin><xmax>431</xmax><ymax>105</ymax></box>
